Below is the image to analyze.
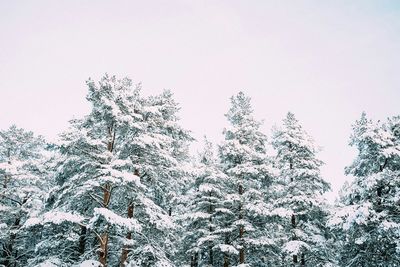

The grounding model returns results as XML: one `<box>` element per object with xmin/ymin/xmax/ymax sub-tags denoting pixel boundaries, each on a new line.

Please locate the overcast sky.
<box><xmin>1</xmin><ymin>0</ymin><xmax>400</xmax><ymax>200</ymax></box>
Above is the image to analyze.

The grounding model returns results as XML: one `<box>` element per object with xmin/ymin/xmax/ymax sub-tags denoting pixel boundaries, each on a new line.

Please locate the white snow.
<box><xmin>216</xmin><ymin>244</ymin><xmax>239</xmax><ymax>255</ymax></box>
<box><xmin>91</xmin><ymin>208</ymin><xmax>142</xmax><ymax>232</ymax></box>
<box><xmin>79</xmin><ymin>260</ymin><xmax>103</xmax><ymax>267</ymax></box>
<box><xmin>24</xmin><ymin>211</ymin><xmax>84</xmax><ymax>228</ymax></box>
<box><xmin>283</xmin><ymin>240</ymin><xmax>310</xmax><ymax>255</ymax></box>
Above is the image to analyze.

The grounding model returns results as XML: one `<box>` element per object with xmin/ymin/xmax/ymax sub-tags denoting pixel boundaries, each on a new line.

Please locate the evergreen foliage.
<box><xmin>1</xmin><ymin>76</ymin><xmax>398</xmax><ymax>267</ymax></box>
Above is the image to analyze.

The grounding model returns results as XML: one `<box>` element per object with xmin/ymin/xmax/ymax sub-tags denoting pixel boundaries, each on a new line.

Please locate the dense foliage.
<box><xmin>1</xmin><ymin>75</ymin><xmax>399</xmax><ymax>267</ymax></box>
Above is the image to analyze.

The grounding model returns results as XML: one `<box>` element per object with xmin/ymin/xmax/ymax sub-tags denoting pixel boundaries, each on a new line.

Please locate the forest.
<box><xmin>0</xmin><ymin>74</ymin><xmax>399</xmax><ymax>267</ymax></box>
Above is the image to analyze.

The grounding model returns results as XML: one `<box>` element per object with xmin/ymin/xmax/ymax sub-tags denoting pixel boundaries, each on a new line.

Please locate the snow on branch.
<box><xmin>215</xmin><ymin>244</ymin><xmax>239</xmax><ymax>255</ymax></box>
<box><xmin>89</xmin><ymin>208</ymin><xmax>142</xmax><ymax>232</ymax></box>
<box><xmin>24</xmin><ymin>211</ymin><xmax>85</xmax><ymax>228</ymax></box>
<box><xmin>283</xmin><ymin>240</ymin><xmax>310</xmax><ymax>255</ymax></box>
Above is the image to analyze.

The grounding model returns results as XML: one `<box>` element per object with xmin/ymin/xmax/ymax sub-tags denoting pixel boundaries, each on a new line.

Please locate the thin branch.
<box><xmin>0</xmin><ymin>193</ymin><xmax>22</xmax><ymax>205</ymax></box>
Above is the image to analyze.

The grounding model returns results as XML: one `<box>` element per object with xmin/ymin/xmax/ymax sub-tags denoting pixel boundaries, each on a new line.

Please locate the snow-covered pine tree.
<box><xmin>1</xmin><ymin>81</ymin><xmax>194</xmax><ymax>267</ymax></box>
<box><xmin>0</xmin><ymin>125</ymin><xmax>51</xmax><ymax>267</ymax></box>
<box><xmin>180</xmin><ymin>137</ymin><xmax>233</xmax><ymax>267</ymax></box>
<box><xmin>271</xmin><ymin>112</ymin><xmax>332</xmax><ymax>267</ymax></box>
<box><xmin>329</xmin><ymin>113</ymin><xmax>400</xmax><ymax>267</ymax></box>
<box><xmin>25</xmin><ymin>75</ymin><xmax>193</xmax><ymax>267</ymax></box>
<box><xmin>140</xmin><ymin>90</ymin><xmax>193</xmax><ymax>217</ymax></box>
<box><xmin>218</xmin><ymin>92</ymin><xmax>274</xmax><ymax>266</ymax></box>
<box><xmin>22</xmin><ymin>76</ymin><xmax>147</xmax><ymax>266</ymax></box>
<box><xmin>119</xmin><ymin>89</ymin><xmax>193</xmax><ymax>266</ymax></box>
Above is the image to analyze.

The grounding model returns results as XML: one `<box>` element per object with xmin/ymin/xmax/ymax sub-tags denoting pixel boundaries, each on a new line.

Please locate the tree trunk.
<box><xmin>223</xmin><ymin>254</ymin><xmax>229</xmax><ymax>267</ymax></box>
<box><xmin>238</xmin><ymin>184</ymin><xmax>245</xmax><ymax>264</ymax></box>
<box><xmin>376</xmin><ymin>159</ymin><xmax>388</xmax><ymax>211</ymax></box>
<box><xmin>190</xmin><ymin>252</ymin><xmax>198</xmax><ymax>267</ymax></box>
<box><xmin>208</xmin><ymin>191</ymin><xmax>214</xmax><ymax>265</ymax></box>
<box><xmin>223</xmin><ymin>233</ymin><xmax>230</xmax><ymax>267</ymax></box>
<box><xmin>190</xmin><ymin>253</ymin><xmax>199</xmax><ymax>267</ymax></box>
<box><xmin>301</xmin><ymin>253</ymin><xmax>305</xmax><ymax>266</ymax></box>
<box><xmin>78</xmin><ymin>226</ymin><xmax>87</xmax><ymax>255</ymax></box>
<box><xmin>120</xmin><ymin>202</ymin><xmax>134</xmax><ymax>266</ymax></box>
<box><xmin>98</xmin><ymin>125</ymin><xmax>115</xmax><ymax>266</ymax></box>
<box><xmin>291</xmin><ymin>214</ymin><xmax>297</xmax><ymax>266</ymax></box>
<box><xmin>239</xmin><ymin>227</ymin><xmax>245</xmax><ymax>264</ymax></box>
<box><xmin>293</xmin><ymin>255</ymin><xmax>298</xmax><ymax>264</ymax></box>
<box><xmin>99</xmin><ymin>231</ymin><xmax>109</xmax><ymax>266</ymax></box>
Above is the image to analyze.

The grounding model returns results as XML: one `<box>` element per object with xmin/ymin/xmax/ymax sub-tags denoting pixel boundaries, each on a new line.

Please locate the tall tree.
<box><xmin>271</xmin><ymin>112</ymin><xmax>332</xmax><ymax>267</ymax></box>
<box><xmin>0</xmin><ymin>125</ymin><xmax>51</xmax><ymax>267</ymax></box>
<box><xmin>24</xmin><ymin>75</ymin><xmax>192</xmax><ymax>267</ymax></box>
<box><xmin>218</xmin><ymin>92</ymin><xmax>274</xmax><ymax>266</ymax></box>
<box><xmin>330</xmin><ymin>113</ymin><xmax>400</xmax><ymax>267</ymax></box>
<box><xmin>180</xmin><ymin>137</ymin><xmax>233</xmax><ymax>267</ymax></box>
<box><xmin>119</xmin><ymin>89</ymin><xmax>193</xmax><ymax>266</ymax></box>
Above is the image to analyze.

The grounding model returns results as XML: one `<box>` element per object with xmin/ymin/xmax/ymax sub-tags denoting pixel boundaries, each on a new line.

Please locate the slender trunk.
<box><xmin>78</xmin><ymin>226</ymin><xmax>87</xmax><ymax>255</ymax></box>
<box><xmin>223</xmin><ymin>254</ymin><xmax>229</xmax><ymax>267</ymax></box>
<box><xmin>190</xmin><ymin>252</ymin><xmax>198</xmax><ymax>267</ymax></box>
<box><xmin>239</xmin><ymin>227</ymin><xmax>244</xmax><ymax>263</ymax></box>
<box><xmin>120</xmin><ymin>202</ymin><xmax>134</xmax><ymax>266</ymax></box>
<box><xmin>288</xmin><ymin>147</ymin><xmax>297</xmax><ymax>266</ymax></box>
<box><xmin>3</xmin><ymin>174</ymin><xmax>8</xmax><ymax>188</ymax></box>
<box><xmin>223</xmin><ymin>232</ymin><xmax>230</xmax><ymax>267</ymax></box>
<box><xmin>293</xmin><ymin>255</ymin><xmax>298</xmax><ymax>264</ymax></box>
<box><xmin>238</xmin><ymin>184</ymin><xmax>244</xmax><ymax>264</ymax></box>
<box><xmin>377</xmin><ymin>158</ymin><xmax>387</xmax><ymax>208</ymax></box>
<box><xmin>120</xmin><ymin>169</ymin><xmax>139</xmax><ymax>266</ymax></box>
<box><xmin>99</xmin><ymin>230</ymin><xmax>109</xmax><ymax>266</ymax></box>
<box><xmin>191</xmin><ymin>253</ymin><xmax>199</xmax><ymax>267</ymax></box>
<box><xmin>98</xmin><ymin>125</ymin><xmax>115</xmax><ymax>266</ymax></box>
<box><xmin>99</xmin><ymin>190</ymin><xmax>111</xmax><ymax>265</ymax></box>
<box><xmin>208</xmin><ymin>191</ymin><xmax>214</xmax><ymax>265</ymax></box>
<box><xmin>209</xmin><ymin>245</ymin><xmax>213</xmax><ymax>266</ymax></box>
<box><xmin>300</xmin><ymin>253</ymin><xmax>305</xmax><ymax>266</ymax></box>
<box><xmin>291</xmin><ymin>214</ymin><xmax>297</xmax><ymax>266</ymax></box>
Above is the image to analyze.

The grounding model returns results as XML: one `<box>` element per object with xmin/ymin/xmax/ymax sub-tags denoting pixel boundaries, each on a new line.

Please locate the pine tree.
<box><xmin>330</xmin><ymin>113</ymin><xmax>400</xmax><ymax>267</ymax></box>
<box><xmin>271</xmin><ymin>112</ymin><xmax>331</xmax><ymax>267</ymax></box>
<box><xmin>24</xmin><ymin>75</ymin><xmax>193</xmax><ymax>267</ymax></box>
<box><xmin>180</xmin><ymin>137</ymin><xmax>233</xmax><ymax>267</ymax></box>
<box><xmin>0</xmin><ymin>125</ymin><xmax>51</xmax><ymax>267</ymax></box>
<box><xmin>120</xmin><ymin>89</ymin><xmax>193</xmax><ymax>266</ymax></box>
<box><xmin>218</xmin><ymin>92</ymin><xmax>274</xmax><ymax>266</ymax></box>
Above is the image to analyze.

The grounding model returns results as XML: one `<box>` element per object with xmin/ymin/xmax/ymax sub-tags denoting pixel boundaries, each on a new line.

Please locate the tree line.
<box><xmin>1</xmin><ymin>74</ymin><xmax>399</xmax><ymax>267</ymax></box>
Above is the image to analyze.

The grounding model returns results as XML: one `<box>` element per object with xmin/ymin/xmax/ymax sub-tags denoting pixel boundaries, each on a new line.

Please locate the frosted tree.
<box><xmin>24</xmin><ymin>75</ymin><xmax>193</xmax><ymax>267</ymax></box>
<box><xmin>25</xmin><ymin>75</ymin><xmax>145</xmax><ymax>266</ymax></box>
<box><xmin>329</xmin><ymin>113</ymin><xmax>400</xmax><ymax>267</ymax></box>
<box><xmin>218</xmin><ymin>92</ymin><xmax>274</xmax><ymax>266</ymax></box>
<box><xmin>119</xmin><ymin>89</ymin><xmax>193</xmax><ymax>266</ymax></box>
<box><xmin>180</xmin><ymin>137</ymin><xmax>233</xmax><ymax>267</ymax></box>
<box><xmin>271</xmin><ymin>112</ymin><xmax>331</xmax><ymax>267</ymax></box>
<box><xmin>140</xmin><ymin>90</ymin><xmax>193</xmax><ymax>217</ymax></box>
<box><xmin>0</xmin><ymin>125</ymin><xmax>51</xmax><ymax>267</ymax></box>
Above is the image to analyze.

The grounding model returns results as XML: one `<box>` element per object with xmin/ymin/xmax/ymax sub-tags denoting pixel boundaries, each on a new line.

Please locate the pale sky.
<box><xmin>1</xmin><ymin>1</ymin><xmax>400</xmax><ymax>200</ymax></box>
